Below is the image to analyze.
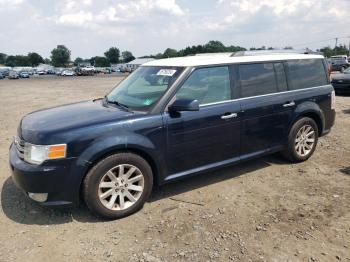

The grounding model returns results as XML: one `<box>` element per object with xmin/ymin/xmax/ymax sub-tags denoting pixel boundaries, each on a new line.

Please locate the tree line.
<box><xmin>1</xmin><ymin>41</ymin><xmax>349</xmax><ymax>67</ymax></box>
<box><xmin>0</xmin><ymin>45</ymin><xmax>135</xmax><ymax>68</ymax></box>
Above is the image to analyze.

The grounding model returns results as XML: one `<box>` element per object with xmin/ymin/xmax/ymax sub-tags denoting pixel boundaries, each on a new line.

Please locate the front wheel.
<box><xmin>83</xmin><ymin>153</ymin><xmax>153</xmax><ymax>219</ymax></box>
<box><xmin>282</xmin><ymin>117</ymin><xmax>318</xmax><ymax>162</ymax></box>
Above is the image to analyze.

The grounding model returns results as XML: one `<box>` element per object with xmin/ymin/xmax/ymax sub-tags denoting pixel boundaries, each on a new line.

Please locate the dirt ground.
<box><xmin>0</xmin><ymin>75</ymin><xmax>349</xmax><ymax>262</ymax></box>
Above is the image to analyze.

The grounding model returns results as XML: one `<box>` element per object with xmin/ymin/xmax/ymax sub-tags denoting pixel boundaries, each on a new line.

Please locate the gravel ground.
<box><xmin>0</xmin><ymin>75</ymin><xmax>349</xmax><ymax>262</ymax></box>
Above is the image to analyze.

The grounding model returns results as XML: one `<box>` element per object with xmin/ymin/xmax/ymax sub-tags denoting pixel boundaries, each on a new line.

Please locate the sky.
<box><xmin>0</xmin><ymin>0</ymin><xmax>349</xmax><ymax>59</ymax></box>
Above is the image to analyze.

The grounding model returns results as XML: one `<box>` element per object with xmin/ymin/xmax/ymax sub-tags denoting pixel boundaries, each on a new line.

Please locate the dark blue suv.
<box><xmin>9</xmin><ymin>53</ymin><xmax>336</xmax><ymax>219</ymax></box>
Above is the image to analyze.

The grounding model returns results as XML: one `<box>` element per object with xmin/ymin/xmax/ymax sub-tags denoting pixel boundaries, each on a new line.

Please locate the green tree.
<box><xmin>104</xmin><ymin>47</ymin><xmax>120</xmax><ymax>64</ymax></box>
<box><xmin>203</xmin><ymin>41</ymin><xmax>226</xmax><ymax>53</ymax></box>
<box><xmin>5</xmin><ymin>55</ymin><xmax>30</xmax><ymax>66</ymax></box>
<box><xmin>93</xmin><ymin>56</ymin><xmax>110</xmax><ymax>67</ymax></box>
<box><xmin>74</xmin><ymin>57</ymin><xmax>84</xmax><ymax>66</ymax></box>
<box><xmin>121</xmin><ymin>51</ymin><xmax>135</xmax><ymax>63</ymax></box>
<box><xmin>28</xmin><ymin>52</ymin><xmax>44</xmax><ymax>66</ymax></box>
<box><xmin>5</xmin><ymin>55</ymin><xmax>16</xmax><ymax>67</ymax></box>
<box><xmin>50</xmin><ymin>45</ymin><xmax>71</xmax><ymax>67</ymax></box>
<box><xmin>318</xmin><ymin>45</ymin><xmax>349</xmax><ymax>57</ymax></box>
<box><xmin>0</xmin><ymin>53</ymin><xmax>7</xmax><ymax>64</ymax></box>
<box><xmin>162</xmin><ymin>48</ymin><xmax>178</xmax><ymax>58</ymax></box>
<box><xmin>44</xmin><ymin>58</ymin><xmax>51</xmax><ymax>64</ymax></box>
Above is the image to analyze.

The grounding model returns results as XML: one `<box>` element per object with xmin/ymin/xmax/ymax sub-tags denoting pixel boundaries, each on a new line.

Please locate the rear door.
<box><xmin>237</xmin><ymin>62</ymin><xmax>284</xmax><ymax>157</ymax></box>
<box><xmin>164</xmin><ymin>66</ymin><xmax>241</xmax><ymax>177</ymax></box>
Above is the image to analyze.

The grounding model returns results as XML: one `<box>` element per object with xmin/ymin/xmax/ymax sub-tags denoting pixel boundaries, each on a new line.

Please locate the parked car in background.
<box><xmin>8</xmin><ymin>70</ymin><xmax>19</xmax><ymax>79</ymax></box>
<box><xmin>82</xmin><ymin>65</ymin><xmax>95</xmax><ymax>72</ymax></box>
<box><xmin>55</xmin><ymin>68</ymin><xmax>63</xmax><ymax>75</ymax></box>
<box><xmin>331</xmin><ymin>67</ymin><xmax>350</xmax><ymax>94</ymax></box>
<box><xmin>329</xmin><ymin>55</ymin><xmax>350</xmax><ymax>72</ymax></box>
<box><xmin>0</xmin><ymin>69</ymin><xmax>10</xmax><ymax>77</ymax></box>
<box><xmin>120</xmin><ymin>67</ymin><xmax>132</xmax><ymax>73</ymax></box>
<box><xmin>9</xmin><ymin>53</ymin><xmax>336</xmax><ymax>219</ymax></box>
<box><xmin>19</xmin><ymin>71</ymin><xmax>30</xmax><ymax>78</ymax></box>
<box><xmin>37</xmin><ymin>70</ymin><xmax>45</xmax><ymax>75</ymax></box>
<box><xmin>61</xmin><ymin>69</ymin><xmax>75</xmax><ymax>76</ymax></box>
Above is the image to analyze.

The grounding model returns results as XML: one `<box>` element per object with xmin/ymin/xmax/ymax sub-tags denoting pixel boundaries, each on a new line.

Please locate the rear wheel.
<box><xmin>83</xmin><ymin>153</ymin><xmax>153</xmax><ymax>219</ymax></box>
<box><xmin>283</xmin><ymin>117</ymin><xmax>318</xmax><ymax>162</ymax></box>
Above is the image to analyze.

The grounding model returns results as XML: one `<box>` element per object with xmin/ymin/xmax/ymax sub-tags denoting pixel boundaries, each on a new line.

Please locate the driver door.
<box><xmin>164</xmin><ymin>66</ymin><xmax>241</xmax><ymax>179</ymax></box>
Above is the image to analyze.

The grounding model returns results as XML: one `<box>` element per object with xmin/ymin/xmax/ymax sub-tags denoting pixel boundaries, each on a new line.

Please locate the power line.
<box><xmin>291</xmin><ymin>36</ymin><xmax>350</xmax><ymax>48</ymax></box>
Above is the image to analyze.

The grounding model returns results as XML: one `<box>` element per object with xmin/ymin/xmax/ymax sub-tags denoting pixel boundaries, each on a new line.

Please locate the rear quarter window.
<box><xmin>286</xmin><ymin>59</ymin><xmax>327</xmax><ymax>90</ymax></box>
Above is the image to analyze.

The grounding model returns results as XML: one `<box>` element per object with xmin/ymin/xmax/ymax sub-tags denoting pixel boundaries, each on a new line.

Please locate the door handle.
<box><xmin>283</xmin><ymin>101</ymin><xmax>295</xmax><ymax>107</ymax></box>
<box><xmin>221</xmin><ymin>113</ymin><xmax>238</xmax><ymax>119</ymax></box>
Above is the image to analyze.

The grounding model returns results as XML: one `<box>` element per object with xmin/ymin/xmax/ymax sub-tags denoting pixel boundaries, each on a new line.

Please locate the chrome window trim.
<box><xmin>199</xmin><ymin>84</ymin><xmax>331</xmax><ymax>108</ymax></box>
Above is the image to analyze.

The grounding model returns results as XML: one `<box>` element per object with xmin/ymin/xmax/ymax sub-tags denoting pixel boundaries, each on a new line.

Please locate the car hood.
<box><xmin>20</xmin><ymin>99</ymin><xmax>135</xmax><ymax>143</ymax></box>
<box><xmin>331</xmin><ymin>73</ymin><xmax>350</xmax><ymax>80</ymax></box>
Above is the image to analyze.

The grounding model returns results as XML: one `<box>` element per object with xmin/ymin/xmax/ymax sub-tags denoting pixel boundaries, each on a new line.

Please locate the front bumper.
<box><xmin>9</xmin><ymin>143</ymin><xmax>76</xmax><ymax>206</ymax></box>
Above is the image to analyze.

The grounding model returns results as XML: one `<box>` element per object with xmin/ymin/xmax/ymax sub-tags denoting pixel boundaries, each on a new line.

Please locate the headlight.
<box><xmin>24</xmin><ymin>143</ymin><xmax>67</xmax><ymax>165</ymax></box>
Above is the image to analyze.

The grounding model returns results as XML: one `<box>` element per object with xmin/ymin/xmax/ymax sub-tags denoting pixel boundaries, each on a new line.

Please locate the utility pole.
<box><xmin>335</xmin><ymin>37</ymin><xmax>338</xmax><ymax>55</ymax></box>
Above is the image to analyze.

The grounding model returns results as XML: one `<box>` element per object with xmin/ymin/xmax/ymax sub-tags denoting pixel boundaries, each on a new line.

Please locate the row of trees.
<box><xmin>140</xmin><ymin>41</ymin><xmax>246</xmax><ymax>59</ymax></box>
<box><xmin>74</xmin><ymin>49</ymin><xmax>135</xmax><ymax>67</ymax></box>
<box><xmin>317</xmin><ymin>44</ymin><xmax>349</xmax><ymax>57</ymax></box>
<box><xmin>51</xmin><ymin>45</ymin><xmax>136</xmax><ymax>67</ymax></box>
<box><xmin>1</xmin><ymin>41</ymin><xmax>349</xmax><ymax>67</ymax></box>
<box><xmin>0</xmin><ymin>45</ymin><xmax>135</xmax><ymax>68</ymax></box>
<box><xmin>0</xmin><ymin>52</ymin><xmax>47</xmax><ymax>67</ymax></box>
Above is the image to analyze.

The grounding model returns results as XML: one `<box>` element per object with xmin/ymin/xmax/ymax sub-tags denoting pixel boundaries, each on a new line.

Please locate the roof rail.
<box><xmin>231</xmin><ymin>49</ymin><xmax>322</xmax><ymax>57</ymax></box>
<box><xmin>194</xmin><ymin>52</ymin><xmax>233</xmax><ymax>56</ymax></box>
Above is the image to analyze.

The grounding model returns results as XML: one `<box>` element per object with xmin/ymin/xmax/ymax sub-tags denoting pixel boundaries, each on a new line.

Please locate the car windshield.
<box><xmin>106</xmin><ymin>66</ymin><xmax>184</xmax><ymax>111</ymax></box>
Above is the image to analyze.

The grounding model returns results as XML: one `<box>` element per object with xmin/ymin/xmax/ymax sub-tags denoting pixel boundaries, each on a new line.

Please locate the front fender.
<box><xmin>77</xmin><ymin>133</ymin><xmax>162</xmax><ymax>168</ymax></box>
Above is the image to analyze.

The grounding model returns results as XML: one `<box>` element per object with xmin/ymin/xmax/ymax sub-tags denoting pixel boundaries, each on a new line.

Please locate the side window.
<box><xmin>286</xmin><ymin>59</ymin><xmax>328</xmax><ymax>90</ymax></box>
<box><xmin>239</xmin><ymin>63</ymin><xmax>278</xmax><ymax>98</ymax></box>
<box><xmin>176</xmin><ymin>66</ymin><xmax>231</xmax><ymax>105</ymax></box>
<box><xmin>274</xmin><ymin>63</ymin><xmax>288</xmax><ymax>92</ymax></box>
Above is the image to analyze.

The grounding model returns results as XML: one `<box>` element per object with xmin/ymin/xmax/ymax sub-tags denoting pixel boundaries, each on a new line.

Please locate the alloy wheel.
<box><xmin>98</xmin><ymin>164</ymin><xmax>144</xmax><ymax>211</ymax></box>
<box><xmin>294</xmin><ymin>124</ymin><xmax>316</xmax><ymax>157</ymax></box>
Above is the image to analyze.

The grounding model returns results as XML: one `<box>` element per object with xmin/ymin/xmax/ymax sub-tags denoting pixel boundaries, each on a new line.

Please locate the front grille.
<box><xmin>14</xmin><ymin>136</ymin><xmax>25</xmax><ymax>159</ymax></box>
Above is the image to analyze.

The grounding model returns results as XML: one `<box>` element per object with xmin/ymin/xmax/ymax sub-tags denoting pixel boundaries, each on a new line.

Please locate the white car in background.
<box><xmin>61</xmin><ymin>69</ymin><xmax>75</xmax><ymax>76</ymax></box>
<box><xmin>82</xmin><ymin>65</ymin><xmax>95</xmax><ymax>72</ymax></box>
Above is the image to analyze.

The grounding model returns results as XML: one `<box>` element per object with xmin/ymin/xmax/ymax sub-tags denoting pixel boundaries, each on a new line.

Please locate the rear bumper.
<box><xmin>9</xmin><ymin>143</ymin><xmax>77</xmax><ymax>207</ymax></box>
<box><xmin>322</xmin><ymin>109</ymin><xmax>336</xmax><ymax>137</ymax></box>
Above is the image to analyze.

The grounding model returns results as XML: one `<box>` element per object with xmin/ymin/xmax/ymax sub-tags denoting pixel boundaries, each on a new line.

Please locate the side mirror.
<box><xmin>168</xmin><ymin>99</ymin><xmax>199</xmax><ymax>112</ymax></box>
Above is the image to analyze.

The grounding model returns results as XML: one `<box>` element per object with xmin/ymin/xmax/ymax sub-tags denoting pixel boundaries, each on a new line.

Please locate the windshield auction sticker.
<box><xmin>156</xmin><ymin>69</ymin><xmax>177</xmax><ymax>76</ymax></box>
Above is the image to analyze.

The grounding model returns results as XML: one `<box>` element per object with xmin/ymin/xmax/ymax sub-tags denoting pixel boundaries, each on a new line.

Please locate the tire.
<box><xmin>282</xmin><ymin>117</ymin><xmax>318</xmax><ymax>163</ymax></box>
<box><xmin>83</xmin><ymin>153</ymin><xmax>153</xmax><ymax>219</ymax></box>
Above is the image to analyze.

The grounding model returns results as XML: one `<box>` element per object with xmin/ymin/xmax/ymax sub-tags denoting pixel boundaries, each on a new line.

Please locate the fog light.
<box><xmin>28</xmin><ymin>193</ymin><xmax>48</xmax><ymax>202</ymax></box>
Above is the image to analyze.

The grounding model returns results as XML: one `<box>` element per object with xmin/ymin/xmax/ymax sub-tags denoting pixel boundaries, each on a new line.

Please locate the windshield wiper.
<box><xmin>104</xmin><ymin>96</ymin><xmax>131</xmax><ymax>112</ymax></box>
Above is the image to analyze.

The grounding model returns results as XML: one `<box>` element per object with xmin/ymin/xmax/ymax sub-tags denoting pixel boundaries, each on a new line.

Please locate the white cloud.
<box><xmin>0</xmin><ymin>0</ymin><xmax>23</xmax><ymax>8</ymax></box>
<box><xmin>57</xmin><ymin>11</ymin><xmax>94</xmax><ymax>27</ymax></box>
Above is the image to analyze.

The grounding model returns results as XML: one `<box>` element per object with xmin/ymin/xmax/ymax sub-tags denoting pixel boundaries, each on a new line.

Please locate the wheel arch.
<box><xmin>85</xmin><ymin>146</ymin><xmax>160</xmax><ymax>186</ymax></box>
<box><xmin>291</xmin><ymin>102</ymin><xmax>325</xmax><ymax>137</ymax></box>
<box><xmin>297</xmin><ymin>111</ymin><xmax>323</xmax><ymax>136</ymax></box>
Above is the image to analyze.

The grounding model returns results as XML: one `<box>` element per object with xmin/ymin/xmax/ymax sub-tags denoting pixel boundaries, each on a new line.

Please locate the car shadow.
<box><xmin>148</xmin><ymin>154</ymin><xmax>281</xmax><ymax>203</ymax></box>
<box><xmin>1</xmin><ymin>154</ymin><xmax>285</xmax><ymax>225</ymax></box>
<box><xmin>339</xmin><ymin>166</ymin><xmax>350</xmax><ymax>176</ymax></box>
<box><xmin>342</xmin><ymin>109</ymin><xmax>350</xmax><ymax>115</ymax></box>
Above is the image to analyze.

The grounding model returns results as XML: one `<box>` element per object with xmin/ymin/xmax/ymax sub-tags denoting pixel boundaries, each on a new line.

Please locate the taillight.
<box><xmin>331</xmin><ymin>90</ymin><xmax>335</xmax><ymax>110</ymax></box>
